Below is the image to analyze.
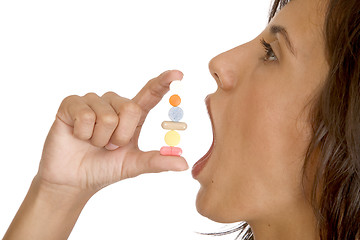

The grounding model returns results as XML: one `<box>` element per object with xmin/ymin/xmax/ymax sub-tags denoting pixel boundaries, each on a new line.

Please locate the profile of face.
<box><xmin>194</xmin><ymin>0</ymin><xmax>329</xmax><ymax>225</ymax></box>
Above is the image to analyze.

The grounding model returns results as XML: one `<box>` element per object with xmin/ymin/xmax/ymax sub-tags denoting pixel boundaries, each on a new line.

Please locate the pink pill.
<box><xmin>160</xmin><ymin>146</ymin><xmax>182</xmax><ymax>156</ymax></box>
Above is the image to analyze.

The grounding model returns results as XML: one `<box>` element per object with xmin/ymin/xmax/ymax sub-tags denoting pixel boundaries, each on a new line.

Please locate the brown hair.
<box><xmin>271</xmin><ymin>0</ymin><xmax>360</xmax><ymax>239</ymax></box>
<box><xmin>208</xmin><ymin>0</ymin><xmax>360</xmax><ymax>239</ymax></box>
<box><xmin>301</xmin><ymin>0</ymin><xmax>360</xmax><ymax>238</ymax></box>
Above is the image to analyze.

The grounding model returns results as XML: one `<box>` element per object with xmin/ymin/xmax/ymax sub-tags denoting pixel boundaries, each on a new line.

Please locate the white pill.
<box><xmin>170</xmin><ymin>80</ymin><xmax>183</xmax><ymax>95</ymax></box>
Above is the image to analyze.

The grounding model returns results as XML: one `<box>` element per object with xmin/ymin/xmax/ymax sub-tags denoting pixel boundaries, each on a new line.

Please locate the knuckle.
<box><xmin>84</xmin><ymin>92</ymin><xmax>98</xmax><ymax>99</ymax></box>
<box><xmin>148</xmin><ymin>76</ymin><xmax>171</xmax><ymax>99</ymax></box>
<box><xmin>146</xmin><ymin>158</ymin><xmax>159</xmax><ymax>172</ymax></box>
<box><xmin>61</xmin><ymin>95</ymin><xmax>79</xmax><ymax>106</ymax></box>
<box><xmin>102</xmin><ymin>91</ymin><xmax>116</xmax><ymax>98</ymax></box>
<box><xmin>122</xmin><ymin>102</ymin><xmax>142</xmax><ymax>117</ymax></box>
<box><xmin>77</xmin><ymin>109</ymin><xmax>96</xmax><ymax>125</ymax></box>
<box><xmin>57</xmin><ymin>95</ymin><xmax>80</xmax><ymax>119</ymax></box>
<box><xmin>98</xmin><ymin>112</ymin><xmax>118</xmax><ymax>129</ymax></box>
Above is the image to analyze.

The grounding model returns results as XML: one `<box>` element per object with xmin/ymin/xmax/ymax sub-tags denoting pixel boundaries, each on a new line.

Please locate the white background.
<box><xmin>0</xmin><ymin>0</ymin><xmax>270</xmax><ymax>239</ymax></box>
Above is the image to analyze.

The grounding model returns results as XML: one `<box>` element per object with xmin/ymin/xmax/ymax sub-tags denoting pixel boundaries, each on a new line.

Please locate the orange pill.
<box><xmin>169</xmin><ymin>94</ymin><xmax>181</xmax><ymax>107</ymax></box>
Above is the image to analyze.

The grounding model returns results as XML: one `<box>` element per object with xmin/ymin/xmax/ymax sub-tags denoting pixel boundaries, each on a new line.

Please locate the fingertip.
<box><xmin>181</xmin><ymin>158</ymin><xmax>189</xmax><ymax>171</ymax></box>
<box><xmin>178</xmin><ymin>163</ymin><xmax>189</xmax><ymax>171</ymax></box>
<box><xmin>105</xmin><ymin>142</ymin><xmax>120</xmax><ymax>151</ymax></box>
<box><xmin>161</xmin><ymin>70</ymin><xmax>184</xmax><ymax>82</ymax></box>
<box><xmin>171</xmin><ymin>70</ymin><xmax>184</xmax><ymax>80</ymax></box>
<box><xmin>171</xmin><ymin>69</ymin><xmax>184</xmax><ymax>78</ymax></box>
<box><xmin>153</xmin><ymin>153</ymin><xmax>188</xmax><ymax>172</ymax></box>
<box><xmin>135</xmin><ymin>151</ymin><xmax>189</xmax><ymax>175</ymax></box>
<box><xmin>171</xmin><ymin>156</ymin><xmax>189</xmax><ymax>171</ymax></box>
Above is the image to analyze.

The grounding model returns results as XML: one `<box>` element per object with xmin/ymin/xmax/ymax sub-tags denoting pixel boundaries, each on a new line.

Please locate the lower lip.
<box><xmin>192</xmin><ymin>95</ymin><xmax>214</xmax><ymax>179</ymax></box>
<box><xmin>191</xmin><ymin>140</ymin><xmax>214</xmax><ymax>179</ymax></box>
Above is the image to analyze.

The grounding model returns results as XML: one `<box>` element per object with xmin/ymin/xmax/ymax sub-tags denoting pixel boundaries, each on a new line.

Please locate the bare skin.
<box><xmin>4</xmin><ymin>0</ymin><xmax>330</xmax><ymax>239</ymax></box>
<box><xmin>3</xmin><ymin>70</ymin><xmax>189</xmax><ymax>240</ymax></box>
<box><xmin>195</xmin><ymin>0</ymin><xmax>328</xmax><ymax>239</ymax></box>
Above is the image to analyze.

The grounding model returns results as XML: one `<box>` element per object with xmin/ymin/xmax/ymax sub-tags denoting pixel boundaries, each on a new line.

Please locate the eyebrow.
<box><xmin>269</xmin><ymin>24</ymin><xmax>296</xmax><ymax>56</ymax></box>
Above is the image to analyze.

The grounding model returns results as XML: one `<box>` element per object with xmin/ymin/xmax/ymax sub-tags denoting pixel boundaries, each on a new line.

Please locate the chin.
<box><xmin>195</xmin><ymin>186</ymin><xmax>241</xmax><ymax>224</ymax></box>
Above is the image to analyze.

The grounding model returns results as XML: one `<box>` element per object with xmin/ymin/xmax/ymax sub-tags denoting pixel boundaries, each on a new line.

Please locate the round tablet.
<box><xmin>169</xmin><ymin>94</ymin><xmax>181</xmax><ymax>107</ymax></box>
<box><xmin>164</xmin><ymin>131</ymin><xmax>181</xmax><ymax>146</ymax></box>
<box><xmin>168</xmin><ymin>107</ymin><xmax>184</xmax><ymax>122</ymax></box>
<box><xmin>170</xmin><ymin>80</ymin><xmax>183</xmax><ymax>94</ymax></box>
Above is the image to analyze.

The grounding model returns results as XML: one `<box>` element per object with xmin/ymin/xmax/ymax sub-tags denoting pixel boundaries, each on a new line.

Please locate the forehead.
<box><xmin>268</xmin><ymin>0</ymin><xmax>327</xmax><ymax>59</ymax></box>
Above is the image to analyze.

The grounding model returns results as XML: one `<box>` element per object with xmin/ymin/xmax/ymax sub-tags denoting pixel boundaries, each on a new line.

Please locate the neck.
<box><xmin>247</xmin><ymin>199</ymin><xmax>319</xmax><ymax>240</ymax></box>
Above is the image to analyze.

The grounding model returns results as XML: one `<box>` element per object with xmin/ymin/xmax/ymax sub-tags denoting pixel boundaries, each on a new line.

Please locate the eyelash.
<box><xmin>260</xmin><ymin>38</ymin><xmax>278</xmax><ymax>62</ymax></box>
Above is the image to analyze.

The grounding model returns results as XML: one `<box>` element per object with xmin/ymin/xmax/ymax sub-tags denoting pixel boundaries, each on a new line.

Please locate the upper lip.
<box><xmin>205</xmin><ymin>95</ymin><xmax>215</xmax><ymax>143</ymax></box>
<box><xmin>191</xmin><ymin>95</ymin><xmax>216</xmax><ymax>175</ymax></box>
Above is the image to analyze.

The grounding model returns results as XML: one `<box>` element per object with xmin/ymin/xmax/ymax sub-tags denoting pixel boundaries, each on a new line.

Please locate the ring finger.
<box><xmin>83</xmin><ymin>93</ymin><xmax>119</xmax><ymax>147</ymax></box>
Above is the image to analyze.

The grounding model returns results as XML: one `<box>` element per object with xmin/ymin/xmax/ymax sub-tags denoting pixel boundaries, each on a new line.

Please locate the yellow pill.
<box><xmin>164</xmin><ymin>130</ymin><xmax>180</xmax><ymax>146</ymax></box>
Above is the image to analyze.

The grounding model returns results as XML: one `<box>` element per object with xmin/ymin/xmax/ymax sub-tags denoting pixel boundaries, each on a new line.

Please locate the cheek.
<box><xmin>237</xmin><ymin>77</ymin><xmax>311</xmax><ymax>158</ymax></box>
<box><xmin>197</xmin><ymin>79</ymin><xmax>312</xmax><ymax>222</ymax></box>
<box><xmin>221</xmin><ymin>79</ymin><xmax>307</xmax><ymax>166</ymax></box>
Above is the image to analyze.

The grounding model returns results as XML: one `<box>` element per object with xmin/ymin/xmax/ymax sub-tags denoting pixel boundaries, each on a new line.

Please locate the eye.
<box><xmin>260</xmin><ymin>38</ymin><xmax>278</xmax><ymax>62</ymax></box>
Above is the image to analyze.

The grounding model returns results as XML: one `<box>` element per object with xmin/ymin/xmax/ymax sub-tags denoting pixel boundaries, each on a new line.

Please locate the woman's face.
<box><xmin>195</xmin><ymin>0</ymin><xmax>329</xmax><ymax>223</ymax></box>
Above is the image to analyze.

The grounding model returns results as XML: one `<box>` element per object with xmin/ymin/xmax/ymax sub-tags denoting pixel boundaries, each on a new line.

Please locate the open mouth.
<box><xmin>191</xmin><ymin>95</ymin><xmax>215</xmax><ymax>179</ymax></box>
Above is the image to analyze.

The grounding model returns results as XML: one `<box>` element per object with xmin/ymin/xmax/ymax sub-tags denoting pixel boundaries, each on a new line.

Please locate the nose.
<box><xmin>208</xmin><ymin>48</ymin><xmax>240</xmax><ymax>91</ymax></box>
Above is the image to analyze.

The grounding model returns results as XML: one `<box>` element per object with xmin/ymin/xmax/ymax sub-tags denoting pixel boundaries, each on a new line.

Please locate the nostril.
<box><xmin>213</xmin><ymin>72</ymin><xmax>223</xmax><ymax>87</ymax></box>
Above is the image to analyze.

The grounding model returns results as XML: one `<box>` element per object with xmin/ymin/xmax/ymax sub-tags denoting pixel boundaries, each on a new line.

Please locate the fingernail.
<box><xmin>105</xmin><ymin>143</ymin><xmax>119</xmax><ymax>151</ymax></box>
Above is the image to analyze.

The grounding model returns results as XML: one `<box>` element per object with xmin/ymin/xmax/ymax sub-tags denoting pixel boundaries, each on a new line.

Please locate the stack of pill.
<box><xmin>160</xmin><ymin>81</ymin><xmax>187</xmax><ymax>156</ymax></box>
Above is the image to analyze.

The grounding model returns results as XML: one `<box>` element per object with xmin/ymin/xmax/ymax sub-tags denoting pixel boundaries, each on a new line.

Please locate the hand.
<box><xmin>37</xmin><ymin>70</ymin><xmax>188</xmax><ymax>194</ymax></box>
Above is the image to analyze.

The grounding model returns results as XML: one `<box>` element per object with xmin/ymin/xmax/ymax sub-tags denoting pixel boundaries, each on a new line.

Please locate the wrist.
<box><xmin>32</xmin><ymin>174</ymin><xmax>94</xmax><ymax>211</ymax></box>
<box><xmin>3</xmin><ymin>176</ymin><xmax>95</xmax><ymax>240</ymax></box>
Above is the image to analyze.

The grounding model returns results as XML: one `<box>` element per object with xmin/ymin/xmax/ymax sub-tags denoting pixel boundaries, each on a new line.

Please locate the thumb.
<box><xmin>132</xmin><ymin>70</ymin><xmax>184</xmax><ymax>119</ymax></box>
<box><xmin>122</xmin><ymin>150</ymin><xmax>189</xmax><ymax>178</ymax></box>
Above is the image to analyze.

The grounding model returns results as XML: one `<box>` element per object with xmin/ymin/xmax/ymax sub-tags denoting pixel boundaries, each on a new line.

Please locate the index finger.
<box><xmin>132</xmin><ymin>70</ymin><xmax>184</xmax><ymax>119</ymax></box>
